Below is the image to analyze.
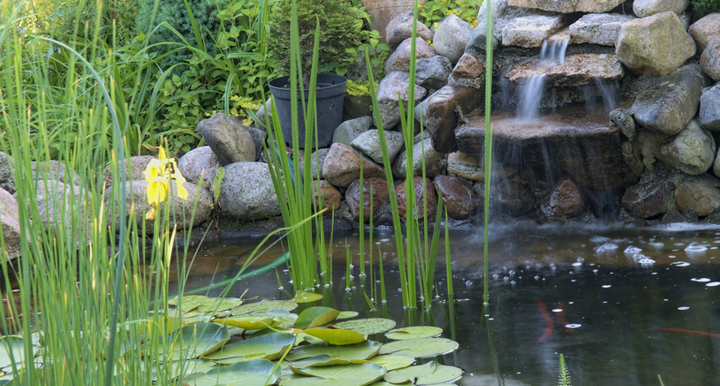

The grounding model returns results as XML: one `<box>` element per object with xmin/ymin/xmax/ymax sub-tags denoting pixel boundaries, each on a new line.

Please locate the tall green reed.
<box><xmin>482</xmin><ymin>0</ymin><xmax>495</xmax><ymax>307</ymax></box>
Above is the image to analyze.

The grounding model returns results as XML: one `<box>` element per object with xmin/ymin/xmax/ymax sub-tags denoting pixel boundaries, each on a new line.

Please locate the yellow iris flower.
<box><xmin>144</xmin><ymin>146</ymin><xmax>189</xmax><ymax>220</ymax></box>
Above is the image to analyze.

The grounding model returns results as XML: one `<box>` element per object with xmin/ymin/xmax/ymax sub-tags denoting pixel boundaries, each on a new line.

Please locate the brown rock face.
<box><xmin>396</xmin><ymin>177</ymin><xmax>437</xmax><ymax>222</ymax></box>
<box><xmin>345</xmin><ymin>178</ymin><xmax>390</xmax><ymax>221</ymax></box>
<box><xmin>540</xmin><ymin>176</ymin><xmax>585</xmax><ymax>218</ymax></box>
<box><xmin>505</xmin><ymin>54</ymin><xmax>624</xmax><ymax>88</ymax></box>
<box><xmin>433</xmin><ymin>175</ymin><xmax>481</xmax><ymax>220</ymax></box>
<box><xmin>451</xmin><ymin>53</ymin><xmax>485</xmax><ymax>80</ymax></box>
<box><xmin>424</xmin><ymin>85</ymin><xmax>483</xmax><ymax>154</ymax></box>
<box><xmin>621</xmin><ymin>174</ymin><xmax>674</xmax><ymax>219</ymax></box>
<box><xmin>493</xmin><ymin>181</ymin><xmax>535</xmax><ymax>216</ymax></box>
<box><xmin>312</xmin><ymin>180</ymin><xmax>342</xmax><ymax>212</ymax></box>
<box><xmin>689</xmin><ymin>13</ymin><xmax>720</xmax><ymax>53</ymax></box>
<box><xmin>321</xmin><ymin>143</ymin><xmax>385</xmax><ymax>188</ymax></box>
<box><xmin>674</xmin><ymin>176</ymin><xmax>720</xmax><ymax>217</ymax></box>
<box><xmin>446</xmin><ymin>152</ymin><xmax>483</xmax><ymax>181</ymax></box>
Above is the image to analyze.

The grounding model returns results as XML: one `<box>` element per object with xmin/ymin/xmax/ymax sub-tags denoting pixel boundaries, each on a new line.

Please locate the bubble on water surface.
<box><xmin>601</xmin><ymin>284</ymin><xmax>612</xmax><ymax>288</ymax></box>
<box><xmin>678</xmin><ymin>306</ymin><xmax>690</xmax><ymax>311</ymax></box>
<box><xmin>691</xmin><ymin>278</ymin><xmax>711</xmax><ymax>283</ymax></box>
<box><xmin>649</xmin><ymin>242</ymin><xmax>664</xmax><ymax>249</ymax></box>
<box><xmin>706</xmin><ymin>282</ymin><xmax>720</xmax><ymax>287</ymax></box>
<box><xmin>595</xmin><ymin>243</ymin><xmax>619</xmax><ymax>254</ymax></box>
<box><xmin>639</xmin><ymin>257</ymin><xmax>656</xmax><ymax>266</ymax></box>
<box><xmin>624</xmin><ymin>246</ymin><xmax>642</xmax><ymax>255</ymax></box>
<box><xmin>671</xmin><ymin>261</ymin><xmax>691</xmax><ymax>267</ymax></box>
<box><xmin>590</xmin><ymin>236</ymin><xmax>610</xmax><ymax>243</ymax></box>
<box><xmin>565</xmin><ymin>324</ymin><xmax>582</xmax><ymax>329</ymax></box>
<box><xmin>685</xmin><ymin>242</ymin><xmax>708</xmax><ymax>258</ymax></box>
<box><xmin>552</xmin><ymin>308</ymin><xmax>563</xmax><ymax>313</ymax></box>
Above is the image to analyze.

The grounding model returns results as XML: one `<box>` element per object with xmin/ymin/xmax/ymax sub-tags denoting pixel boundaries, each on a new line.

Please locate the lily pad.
<box><xmin>366</xmin><ymin>354</ymin><xmax>415</xmax><ymax>371</ymax></box>
<box><xmin>286</xmin><ymin>340</ymin><xmax>382</xmax><ymax>362</ymax></box>
<box><xmin>378</xmin><ymin>338</ymin><xmax>458</xmax><ymax>358</ymax></box>
<box><xmin>168</xmin><ymin>295</ymin><xmax>242</xmax><ymax>315</ymax></box>
<box><xmin>164</xmin><ymin>323</ymin><xmax>230</xmax><ymax>360</ymax></box>
<box><xmin>384</xmin><ymin>362</ymin><xmax>462</xmax><ymax>384</ymax></box>
<box><xmin>385</xmin><ymin>326</ymin><xmax>443</xmax><ymax>340</ymax></box>
<box><xmin>231</xmin><ymin>299</ymin><xmax>298</xmax><ymax>315</ymax></box>
<box><xmin>337</xmin><ymin>311</ymin><xmax>359</xmax><ymax>320</ymax></box>
<box><xmin>295</xmin><ymin>307</ymin><xmax>339</xmax><ymax>329</ymax></box>
<box><xmin>169</xmin><ymin>360</ymin><xmax>217</xmax><ymax>378</ymax></box>
<box><xmin>204</xmin><ymin>332</ymin><xmax>295</xmax><ymax>362</ymax></box>
<box><xmin>289</xmin><ymin>355</ymin><xmax>355</xmax><ymax>368</ymax></box>
<box><xmin>294</xmin><ymin>291</ymin><xmax>324</xmax><ymax>303</ymax></box>
<box><xmin>333</xmin><ymin>318</ymin><xmax>397</xmax><ymax>335</ymax></box>
<box><xmin>286</xmin><ymin>363</ymin><xmax>385</xmax><ymax>386</ymax></box>
<box><xmin>304</xmin><ymin>328</ymin><xmax>366</xmax><ymax>345</ymax></box>
<box><xmin>0</xmin><ymin>337</ymin><xmax>32</xmax><ymax>368</ymax></box>
<box><xmin>184</xmin><ymin>359</ymin><xmax>280</xmax><ymax>385</ymax></box>
<box><xmin>213</xmin><ymin>315</ymin><xmax>280</xmax><ymax>330</ymax></box>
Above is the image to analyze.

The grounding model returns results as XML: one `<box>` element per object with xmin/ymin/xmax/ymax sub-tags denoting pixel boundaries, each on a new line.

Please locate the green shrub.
<box><xmin>419</xmin><ymin>0</ymin><xmax>479</xmax><ymax>28</ymax></box>
<box><xmin>692</xmin><ymin>0</ymin><xmax>720</xmax><ymax>17</ymax></box>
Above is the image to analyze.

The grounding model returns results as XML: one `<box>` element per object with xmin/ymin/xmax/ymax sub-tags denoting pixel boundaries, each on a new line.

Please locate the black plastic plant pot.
<box><xmin>268</xmin><ymin>73</ymin><xmax>347</xmax><ymax>149</ymax></box>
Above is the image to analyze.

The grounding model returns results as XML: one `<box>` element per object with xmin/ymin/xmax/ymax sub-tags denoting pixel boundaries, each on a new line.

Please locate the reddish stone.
<box><xmin>345</xmin><ymin>178</ymin><xmax>390</xmax><ymax>221</ymax></box>
<box><xmin>396</xmin><ymin>177</ymin><xmax>437</xmax><ymax>222</ymax></box>
<box><xmin>433</xmin><ymin>175</ymin><xmax>481</xmax><ymax>220</ymax></box>
<box><xmin>540</xmin><ymin>176</ymin><xmax>585</xmax><ymax>218</ymax></box>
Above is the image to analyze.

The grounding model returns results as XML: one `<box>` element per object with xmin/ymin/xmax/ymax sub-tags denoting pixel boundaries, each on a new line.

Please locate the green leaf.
<box><xmin>384</xmin><ymin>326</ymin><xmax>443</xmax><ymax>340</ymax></box>
<box><xmin>165</xmin><ymin>323</ymin><xmax>231</xmax><ymax>360</ymax></box>
<box><xmin>295</xmin><ymin>307</ymin><xmax>339</xmax><ymax>329</ymax></box>
<box><xmin>169</xmin><ymin>360</ymin><xmax>217</xmax><ymax>378</ymax></box>
<box><xmin>378</xmin><ymin>338</ymin><xmax>458</xmax><ymax>358</ymax></box>
<box><xmin>285</xmin><ymin>363</ymin><xmax>386</xmax><ymax>386</ymax></box>
<box><xmin>294</xmin><ymin>291</ymin><xmax>323</xmax><ymax>303</ymax></box>
<box><xmin>212</xmin><ymin>167</ymin><xmax>224</xmax><ymax>202</ymax></box>
<box><xmin>384</xmin><ymin>362</ymin><xmax>463</xmax><ymax>385</ymax></box>
<box><xmin>0</xmin><ymin>337</ymin><xmax>33</xmax><ymax>369</ymax></box>
<box><xmin>231</xmin><ymin>299</ymin><xmax>298</xmax><ymax>314</ymax></box>
<box><xmin>304</xmin><ymin>328</ymin><xmax>366</xmax><ymax>345</ymax></box>
<box><xmin>366</xmin><ymin>354</ymin><xmax>415</xmax><ymax>371</ymax></box>
<box><xmin>286</xmin><ymin>340</ymin><xmax>382</xmax><ymax>362</ymax></box>
<box><xmin>213</xmin><ymin>314</ymin><xmax>279</xmax><ymax>330</ymax></box>
<box><xmin>204</xmin><ymin>332</ymin><xmax>295</xmax><ymax>362</ymax></box>
<box><xmin>333</xmin><ymin>318</ymin><xmax>397</xmax><ymax>335</ymax></box>
<box><xmin>184</xmin><ymin>359</ymin><xmax>280</xmax><ymax>385</ymax></box>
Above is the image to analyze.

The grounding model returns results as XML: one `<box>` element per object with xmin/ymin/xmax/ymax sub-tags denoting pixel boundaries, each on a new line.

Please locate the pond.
<box><xmin>173</xmin><ymin>222</ymin><xmax>720</xmax><ymax>385</ymax></box>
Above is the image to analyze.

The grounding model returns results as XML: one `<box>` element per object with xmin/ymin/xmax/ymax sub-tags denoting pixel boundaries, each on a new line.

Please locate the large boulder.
<box><xmin>569</xmin><ymin>13</ymin><xmax>635</xmax><ymax>46</ymax></box>
<box><xmin>178</xmin><ymin>146</ymin><xmax>221</xmax><ymax>190</ymax></box>
<box><xmin>309</xmin><ymin>148</ymin><xmax>330</xmax><ymax>179</ymax></box>
<box><xmin>633</xmin><ymin>0</ymin><xmax>690</xmax><ymax>18</ymax></box>
<box><xmin>675</xmin><ymin>175</ymin><xmax>720</xmax><ymax>217</ymax></box>
<box><xmin>658</xmin><ymin>120</ymin><xmax>716</xmax><ymax>175</ymax></box>
<box><xmin>351</xmin><ymin>130</ymin><xmax>405</xmax><ymax>165</ymax></box>
<box><xmin>219</xmin><ymin>162</ymin><xmax>280</xmax><ymax>220</ymax></box>
<box><xmin>0</xmin><ymin>153</ymin><xmax>14</xmax><ymax>194</ymax></box>
<box><xmin>540</xmin><ymin>176</ymin><xmax>585</xmax><ymax>219</ymax></box>
<box><xmin>37</xmin><ymin>180</ymin><xmax>90</xmax><ymax>241</ymax></box>
<box><xmin>449</xmin><ymin>53</ymin><xmax>485</xmax><ymax>89</ymax></box>
<box><xmin>700</xmin><ymin>36</ymin><xmax>720</xmax><ymax>81</ymax></box>
<box><xmin>385</xmin><ymin>11</ymin><xmax>433</xmax><ymax>48</ymax></box>
<box><xmin>621</xmin><ymin>169</ymin><xmax>675</xmax><ymax>218</ymax></box>
<box><xmin>345</xmin><ymin>177</ymin><xmax>390</xmax><ymax>221</ymax></box>
<box><xmin>322</xmin><ymin>143</ymin><xmax>385</xmax><ymax>188</ymax></box>
<box><xmin>433</xmin><ymin>175</ymin><xmax>481</xmax><ymax>220</ymax></box>
<box><xmin>376</xmin><ymin>71</ymin><xmax>427</xmax><ymax>129</ymax></box>
<box><xmin>699</xmin><ymin>83</ymin><xmax>720</xmax><ymax>131</ymax></box>
<box><xmin>508</xmin><ymin>0</ymin><xmax>626</xmax><ymax>13</ymax></box>
<box><xmin>501</xmin><ymin>15</ymin><xmax>564</xmax><ymax>48</ymax></box>
<box><xmin>616</xmin><ymin>11</ymin><xmax>696</xmax><ymax>76</ymax></box>
<box><xmin>333</xmin><ymin>116</ymin><xmax>374</xmax><ymax>146</ymax></box>
<box><xmin>630</xmin><ymin>64</ymin><xmax>707</xmax><ymax>136</ymax></box>
<box><xmin>416</xmin><ymin>85</ymin><xmax>482</xmax><ymax>154</ymax></box>
<box><xmin>311</xmin><ymin>180</ymin><xmax>342</xmax><ymax>211</ymax></box>
<box><xmin>196</xmin><ymin>113</ymin><xmax>256</xmax><ymax>166</ymax></box>
<box><xmin>396</xmin><ymin>177</ymin><xmax>437</xmax><ymax>222</ymax></box>
<box><xmin>0</xmin><ymin>188</ymin><xmax>25</xmax><ymax>260</ymax></box>
<box><xmin>689</xmin><ymin>13</ymin><xmax>720</xmax><ymax>53</ymax></box>
<box><xmin>103</xmin><ymin>155</ymin><xmax>156</xmax><ymax>187</ymax></box>
<box><xmin>392</xmin><ymin>139</ymin><xmax>445</xmax><ymax>179</ymax></box>
<box><xmin>385</xmin><ymin>38</ymin><xmax>436</xmax><ymax>74</ymax></box>
<box><xmin>31</xmin><ymin>160</ymin><xmax>80</xmax><ymax>186</ymax></box>
<box><xmin>433</xmin><ymin>14</ymin><xmax>473</xmax><ymax>63</ymax></box>
<box><xmin>415</xmin><ymin>56</ymin><xmax>453</xmax><ymax>90</ymax></box>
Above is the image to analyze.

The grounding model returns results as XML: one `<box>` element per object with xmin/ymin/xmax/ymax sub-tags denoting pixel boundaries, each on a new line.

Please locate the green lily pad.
<box><xmin>169</xmin><ymin>360</ymin><xmax>217</xmax><ymax>378</ymax></box>
<box><xmin>184</xmin><ymin>359</ymin><xmax>280</xmax><ymax>385</ymax></box>
<box><xmin>294</xmin><ymin>291</ymin><xmax>324</xmax><ymax>303</ymax></box>
<box><xmin>168</xmin><ymin>295</ymin><xmax>242</xmax><ymax>315</ymax></box>
<box><xmin>231</xmin><ymin>299</ymin><xmax>298</xmax><ymax>315</ymax></box>
<box><xmin>289</xmin><ymin>355</ymin><xmax>354</xmax><ymax>368</ymax></box>
<box><xmin>164</xmin><ymin>323</ymin><xmax>230</xmax><ymax>360</ymax></box>
<box><xmin>295</xmin><ymin>307</ymin><xmax>339</xmax><ymax>329</ymax></box>
<box><xmin>304</xmin><ymin>328</ymin><xmax>366</xmax><ymax>345</ymax></box>
<box><xmin>337</xmin><ymin>311</ymin><xmax>359</xmax><ymax>320</ymax></box>
<box><xmin>372</xmin><ymin>383</ymin><xmax>456</xmax><ymax>386</ymax></box>
<box><xmin>295</xmin><ymin>332</ymin><xmax>326</xmax><ymax>345</ymax></box>
<box><xmin>378</xmin><ymin>338</ymin><xmax>458</xmax><ymax>358</ymax></box>
<box><xmin>204</xmin><ymin>332</ymin><xmax>295</xmax><ymax>362</ymax></box>
<box><xmin>0</xmin><ymin>337</ymin><xmax>32</xmax><ymax>369</ymax></box>
<box><xmin>384</xmin><ymin>362</ymin><xmax>462</xmax><ymax>384</ymax></box>
<box><xmin>384</xmin><ymin>326</ymin><xmax>443</xmax><ymax>340</ymax></box>
<box><xmin>333</xmin><ymin>318</ymin><xmax>397</xmax><ymax>335</ymax></box>
<box><xmin>286</xmin><ymin>363</ymin><xmax>386</xmax><ymax>386</ymax></box>
<box><xmin>286</xmin><ymin>340</ymin><xmax>382</xmax><ymax>362</ymax></box>
<box><xmin>213</xmin><ymin>315</ymin><xmax>279</xmax><ymax>330</ymax></box>
<box><xmin>366</xmin><ymin>354</ymin><xmax>415</xmax><ymax>371</ymax></box>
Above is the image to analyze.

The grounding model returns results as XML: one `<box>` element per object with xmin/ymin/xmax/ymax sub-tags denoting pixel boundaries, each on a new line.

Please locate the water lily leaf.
<box><xmin>286</xmin><ymin>340</ymin><xmax>382</xmax><ymax>362</ymax></box>
<box><xmin>263</xmin><ymin>310</ymin><xmax>298</xmax><ymax>329</ymax></box>
<box><xmin>337</xmin><ymin>311</ymin><xmax>359</xmax><ymax>320</ymax></box>
<box><xmin>204</xmin><ymin>332</ymin><xmax>295</xmax><ymax>362</ymax></box>
<box><xmin>304</xmin><ymin>328</ymin><xmax>366</xmax><ymax>345</ymax></box>
<box><xmin>294</xmin><ymin>291</ymin><xmax>323</xmax><ymax>303</ymax></box>
<box><xmin>289</xmin><ymin>355</ymin><xmax>354</xmax><ymax>368</ymax></box>
<box><xmin>286</xmin><ymin>363</ymin><xmax>385</xmax><ymax>386</ymax></box>
<box><xmin>166</xmin><ymin>323</ymin><xmax>230</xmax><ymax>360</ymax></box>
<box><xmin>333</xmin><ymin>318</ymin><xmax>397</xmax><ymax>335</ymax></box>
<box><xmin>0</xmin><ymin>337</ymin><xmax>32</xmax><ymax>369</ymax></box>
<box><xmin>384</xmin><ymin>362</ymin><xmax>462</xmax><ymax>384</ymax></box>
<box><xmin>295</xmin><ymin>332</ymin><xmax>326</xmax><ymax>345</ymax></box>
<box><xmin>295</xmin><ymin>307</ymin><xmax>339</xmax><ymax>329</ymax></box>
<box><xmin>213</xmin><ymin>315</ymin><xmax>280</xmax><ymax>330</ymax></box>
<box><xmin>184</xmin><ymin>359</ymin><xmax>280</xmax><ymax>385</ymax></box>
<box><xmin>168</xmin><ymin>295</ymin><xmax>242</xmax><ymax>315</ymax></box>
<box><xmin>373</xmin><ymin>383</ymin><xmax>455</xmax><ymax>386</ymax></box>
<box><xmin>385</xmin><ymin>326</ymin><xmax>443</xmax><ymax>340</ymax></box>
<box><xmin>169</xmin><ymin>360</ymin><xmax>217</xmax><ymax>378</ymax></box>
<box><xmin>366</xmin><ymin>354</ymin><xmax>415</xmax><ymax>371</ymax></box>
<box><xmin>231</xmin><ymin>299</ymin><xmax>298</xmax><ymax>315</ymax></box>
<box><xmin>378</xmin><ymin>338</ymin><xmax>458</xmax><ymax>358</ymax></box>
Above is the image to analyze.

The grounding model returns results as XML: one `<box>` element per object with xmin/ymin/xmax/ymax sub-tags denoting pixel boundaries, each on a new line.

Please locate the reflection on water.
<box><xmin>171</xmin><ymin>223</ymin><xmax>720</xmax><ymax>385</ymax></box>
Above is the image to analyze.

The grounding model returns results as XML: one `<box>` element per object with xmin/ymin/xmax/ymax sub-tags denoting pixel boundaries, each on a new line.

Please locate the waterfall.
<box><xmin>516</xmin><ymin>37</ymin><xmax>570</xmax><ymax>121</ymax></box>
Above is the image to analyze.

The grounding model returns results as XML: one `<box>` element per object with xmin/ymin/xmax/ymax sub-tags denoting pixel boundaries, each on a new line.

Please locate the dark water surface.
<box><xmin>174</xmin><ymin>223</ymin><xmax>720</xmax><ymax>385</ymax></box>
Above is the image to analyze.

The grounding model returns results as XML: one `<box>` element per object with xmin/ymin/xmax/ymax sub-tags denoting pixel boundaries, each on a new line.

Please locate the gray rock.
<box><xmin>621</xmin><ymin>170</ymin><xmax>674</xmax><ymax>218</ymax></box>
<box><xmin>712</xmin><ymin>146</ymin><xmax>720</xmax><ymax>178</ymax></box>
<box><xmin>0</xmin><ymin>188</ymin><xmax>25</xmax><ymax>260</ymax></box>
<box><xmin>309</xmin><ymin>148</ymin><xmax>330</xmax><ymax>180</ymax></box>
<box><xmin>343</xmin><ymin>95</ymin><xmax>372</xmax><ymax>120</ymax></box>
<box><xmin>254</xmin><ymin>98</ymin><xmax>273</xmax><ymax>130</ymax></box>
<box><xmin>505</xmin><ymin>53</ymin><xmax>624</xmax><ymax>88</ymax></box>
<box><xmin>37</xmin><ymin>179</ymin><xmax>91</xmax><ymax>244</ymax></box>
<box><xmin>415</xmin><ymin>55</ymin><xmax>453</xmax><ymax>90</ymax></box>
<box><xmin>219</xmin><ymin>162</ymin><xmax>280</xmax><ymax>220</ymax></box>
<box><xmin>701</xmin><ymin>36</ymin><xmax>720</xmax><ymax>81</ymax></box>
<box><xmin>508</xmin><ymin>0</ymin><xmax>627</xmax><ymax>13</ymax></box>
<box><xmin>376</xmin><ymin>71</ymin><xmax>427</xmax><ymax>129</ymax></box>
<box><xmin>385</xmin><ymin>38</ymin><xmax>436</xmax><ymax>74</ymax></box>
<box><xmin>385</xmin><ymin>11</ymin><xmax>433</xmax><ymax>48</ymax></box>
<box><xmin>196</xmin><ymin>113</ymin><xmax>256</xmax><ymax>166</ymax></box>
<box><xmin>689</xmin><ymin>13</ymin><xmax>720</xmax><ymax>53</ymax></box>
<box><xmin>447</xmin><ymin>151</ymin><xmax>483</xmax><ymax>181</ymax></box>
<box><xmin>332</xmin><ymin>116</ymin><xmax>374</xmax><ymax>146</ymax></box>
<box><xmin>569</xmin><ymin>13</ymin><xmax>635</xmax><ymax>46</ymax></box>
<box><xmin>501</xmin><ymin>15</ymin><xmax>564</xmax><ymax>48</ymax></box>
<box><xmin>616</xmin><ymin>11</ymin><xmax>697</xmax><ymax>76</ymax></box>
<box><xmin>351</xmin><ymin>129</ymin><xmax>405</xmax><ymax>165</ymax></box>
<box><xmin>658</xmin><ymin>120</ymin><xmax>716</xmax><ymax>175</ymax></box>
<box><xmin>433</xmin><ymin>14</ymin><xmax>473</xmax><ymax>63</ymax></box>
<box><xmin>675</xmin><ymin>175</ymin><xmax>720</xmax><ymax>217</ymax></box>
<box><xmin>31</xmin><ymin>160</ymin><xmax>80</xmax><ymax>186</ymax></box>
<box><xmin>633</xmin><ymin>0</ymin><xmax>690</xmax><ymax>18</ymax></box>
<box><xmin>610</xmin><ymin>108</ymin><xmax>637</xmax><ymax>140</ymax></box>
<box><xmin>245</xmin><ymin>126</ymin><xmax>268</xmax><ymax>160</ymax></box>
<box><xmin>418</xmin><ymin>85</ymin><xmax>482</xmax><ymax>154</ymax></box>
<box><xmin>103</xmin><ymin>155</ymin><xmax>156</xmax><ymax>187</ymax></box>
<box><xmin>178</xmin><ymin>146</ymin><xmax>221</xmax><ymax>189</ymax></box>
<box><xmin>449</xmin><ymin>53</ymin><xmax>486</xmax><ymax>89</ymax></box>
<box><xmin>699</xmin><ymin>84</ymin><xmax>720</xmax><ymax>131</ymax></box>
<box><xmin>392</xmin><ymin>138</ymin><xmax>445</xmax><ymax>179</ymax></box>
<box><xmin>631</xmin><ymin>64</ymin><xmax>707</xmax><ymax>136</ymax></box>
<box><xmin>322</xmin><ymin>143</ymin><xmax>385</xmax><ymax>188</ymax></box>
<box><xmin>0</xmin><ymin>152</ymin><xmax>14</xmax><ymax>194</ymax></box>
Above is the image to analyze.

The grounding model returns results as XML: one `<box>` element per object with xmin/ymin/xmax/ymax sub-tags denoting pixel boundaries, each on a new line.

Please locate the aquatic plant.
<box><xmin>557</xmin><ymin>353</ymin><xmax>572</xmax><ymax>386</ymax></box>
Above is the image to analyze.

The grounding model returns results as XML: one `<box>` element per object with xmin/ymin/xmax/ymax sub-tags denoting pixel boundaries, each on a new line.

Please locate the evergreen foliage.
<box><xmin>692</xmin><ymin>0</ymin><xmax>720</xmax><ymax>17</ymax></box>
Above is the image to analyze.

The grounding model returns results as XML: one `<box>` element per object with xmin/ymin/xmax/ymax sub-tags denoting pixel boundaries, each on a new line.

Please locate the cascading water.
<box><xmin>516</xmin><ymin>37</ymin><xmax>569</xmax><ymax>121</ymax></box>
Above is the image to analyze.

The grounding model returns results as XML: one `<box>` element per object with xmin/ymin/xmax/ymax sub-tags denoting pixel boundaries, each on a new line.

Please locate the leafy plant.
<box><xmin>419</xmin><ymin>0</ymin><xmax>479</xmax><ymax>27</ymax></box>
<box><xmin>692</xmin><ymin>0</ymin><xmax>720</xmax><ymax>17</ymax></box>
<box><xmin>558</xmin><ymin>353</ymin><xmax>572</xmax><ymax>386</ymax></box>
<box><xmin>346</xmin><ymin>79</ymin><xmax>377</xmax><ymax>97</ymax></box>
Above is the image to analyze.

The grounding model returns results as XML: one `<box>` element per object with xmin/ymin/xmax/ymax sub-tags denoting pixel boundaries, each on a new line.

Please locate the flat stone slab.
<box><xmin>569</xmin><ymin>13</ymin><xmax>636</xmax><ymax>46</ymax></box>
<box><xmin>504</xmin><ymin>53</ymin><xmax>624</xmax><ymax>87</ymax></box>
<box><xmin>501</xmin><ymin>15</ymin><xmax>565</xmax><ymax>48</ymax></box>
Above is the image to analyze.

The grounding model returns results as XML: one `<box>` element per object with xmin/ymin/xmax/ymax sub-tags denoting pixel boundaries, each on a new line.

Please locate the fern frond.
<box><xmin>558</xmin><ymin>354</ymin><xmax>572</xmax><ymax>386</ymax></box>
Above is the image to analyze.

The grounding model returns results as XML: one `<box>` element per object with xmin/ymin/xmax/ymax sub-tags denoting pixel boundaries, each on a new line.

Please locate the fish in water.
<box><xmin>534</xmin><ymin>299</ymin><xmax>576</xmax><ymax>342</ymax></box>
<box><xmin>647</xmin><ymin>327</ymin><xmax>720</xmax><ymax>338</ymax></box>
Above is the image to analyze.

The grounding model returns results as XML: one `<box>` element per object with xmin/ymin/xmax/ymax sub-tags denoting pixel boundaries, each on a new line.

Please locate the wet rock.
<box><xmin>700</xmin><ymin>36</ymin><xmax>720</xmax><ymax>81</ymax></box>
<box><xmin>446</xmin><ymin>151</ymin><xmax>483</xmax><ymax>181</ymax></box>
<box><xmin>700</xmin><ymin>84</ymin><xmax>720</xmax><ymax>131</ymax></box>
<box><xmin>415</xmin><ymin>56</ymin><xmax>453</xmax><ymax>90</ymax></box>
<box><xmin>322</xmin><ymin>143</ymin><xmax>385</xmax><ymax>188</ymax></box>
<box><xmin>675</xmin><ymin>175</ymin><xmax>720</xmax><ymax>217</ymax></box>
<box><xmin>630</xmin><ymin>64</ymin><xmax>707</xmax><ymax>136</ymax></box>
<box><xmin>508</xmin><ymin>0</ymin><xmax>626</xmax><ymax>13</ymax></box>
<box><xmin>333</xmin><ymin>116</ymin><xmax>374</xmax><ymax>146</ymax></box>
<box><xmin>505</xmin><ymin>54</ymin><xmax>624</xmax><ymax>88</ymax></box>
<box><xmin>689</xmin><ymin>13</ymin><xmax>720</xmax><ymax>53</ymax></box>
<box><xmin>633</xmin><ymin>0</ymin><xmax>690</xmax><ymax>18</ymax></box>
<box><xmin>385</xmin><ymin>38</ymin><xmax>436</xmax><ymax>74</ymax></box>
<box><xmin>392</xmin><ymin>139</ymin><xmax>445</xmax><ymax>179</ymax></box>
<box><xmin>417</xmin><ymin>85</ymin><xmax>482</xmax><ymax>154</ymax></box>
<box><xmin>219</xmin><ymin>162</ymin><xmax>279</xmax><ymax>220</ymax></box>
<box><xmin>658</xmin><ymin>120</ymin><xmax>716</xmax><ymax>175</ymax></box>
<box><xmin>0</xmin><ymin>153</ymin><xmax>14</xmax><ymax>194</ymax></box>
<box><xmin>385</xmin><ymin>11</ymin><xmax>433</xmax><ymax>48</ymax></box>
<box><xmin>197</xmin><ymin>113</ymin><xmax>256</xmax><ymax>166</ymax></box>
<box><xmin>540</xmin><ymin>176</ymin><xmax>585</xmax><ymax>218</ymax></box>
<box><xmin>569</xmin><ymin>13</ymin><xmax>635</xmax><ymax>46</ymax></box>
<box><xmin>396</xmin><ymin>177</ymin><xmax>437</xmax><ymax>222</ymax></box>
<box><xmin>610</xmin><ymin>108</ymin><xmax>637</xmax><ymax>140</ymax></box>
<box><xmin>449</xmin><ymin>53</ymin><xmax>485</xmax><ymax>89</ymax></box>
<box><xmin>621</xmin><ymin>139</ymin><xmax>645</xmax><ymax>177</ymax></box>
<box><xmin>492</xmin><ymin>181</ymin><xmax>535</xmax><ymax>216</ymax></box>
<box><xmin>616</xmin><ymin>11</ymin><xmax>696</xmax><ymax>76</ymax></box>
<box><xmin>178</xmin><ymin>146</ymin><xmax>221</xmax><ymax>189</ymax></box>
<box><xmin>345</xmin><ymin>177</ymin><xmax>390</xmax><ymax>221</ymax></box>
<box><xmin>351</xmin><ymin>130</ymin><xmax>405</xmax><ymax>165</ymax></box>
<box><xmin>501</xmin><ymin>15</ymin><xmax>564</xmax><ymax>48</ymax></box>
<box><xmin>433</xmin><ymin>175</ymin><xmax>481</xmax><ymax>220</ymax></box>
<box><xmin>0</xmin><ymin>188</ymin><xmax>25</xmax><ymax>260</ymax></box>
<box><xmin>621</xmin><ymin>168</ymin><xmax>674</xmax><ymax>218</ymax></box>
<box><xmin>376</xmin><ymin>71</ymin><xmax>427</xmax><ymax>129</ymax></box>
<box><xmin>433</xmin><ymin>14</ymin><xmax>473</xmax><ymax>63</ymax></box>
<box><xmin>309</xmin><ymin>148</ymin><xmax>330</xmax><ymax>179</ymax></box>
<box><xmin>311</xmin><ymin>180</ymin><xmax>342</xmax><ymax>211</ymax></box>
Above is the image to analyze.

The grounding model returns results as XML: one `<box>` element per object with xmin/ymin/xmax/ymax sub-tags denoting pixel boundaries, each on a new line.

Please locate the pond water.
<box><xmin>177</xmin><ymin>222</ymin><xmax>720</xmax><ymax>385</ymax></box>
